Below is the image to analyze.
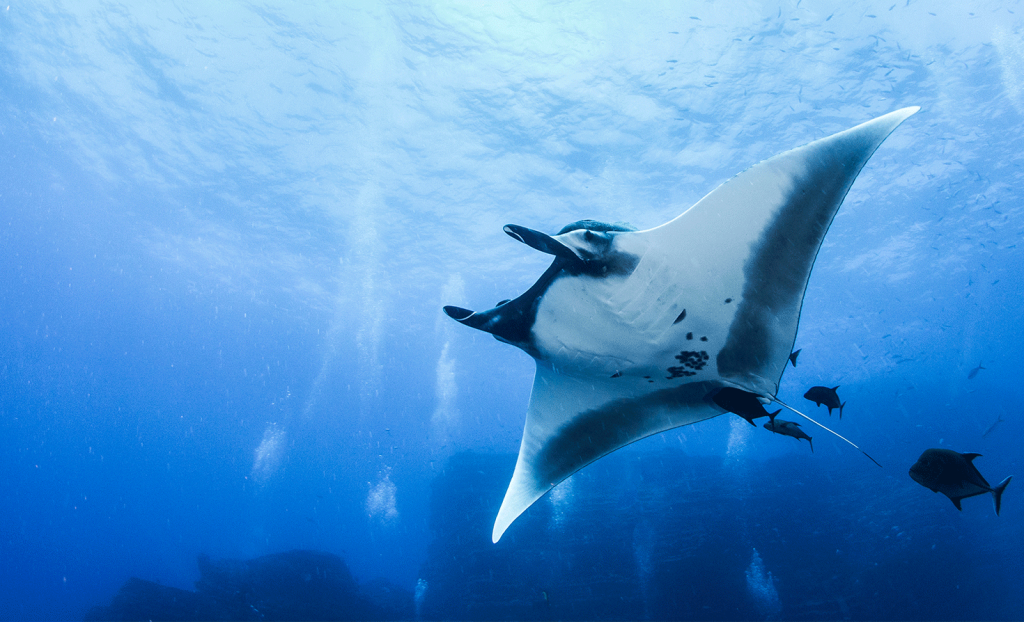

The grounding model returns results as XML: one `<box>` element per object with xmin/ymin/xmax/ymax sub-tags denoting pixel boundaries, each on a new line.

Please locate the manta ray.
<box><xmin>444</xmin><ymin>107</ymin><xmax>919</xmax><ymax>542</ymax></box>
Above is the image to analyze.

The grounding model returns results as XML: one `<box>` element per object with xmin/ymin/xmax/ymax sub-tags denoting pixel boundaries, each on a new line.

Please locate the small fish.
<box><xmin>804</xmin><ymin>385</ymin><xmax>845</xmax><ymax>419</ymax></box>
<box><xmin>711</xmin><ymin>387</ymin><xmax>779</xmax><ymax>426</ymax></box>
<box><xmin>763</xmin><ymin>419</ymin><xmax>813</xmax><ymax>452</ymax></box>
<box><xmin>967</xmin><ymin>362</ymin><xmax>985</xmax><ymax>379</ymax></box>
<box><xmin>788</xmin><ymin>349</ymin><xmax>801</xmax><ymax>367</ymax></box>
<box><xmin>982</xmin><ymin>415</ymin><xmax>1004</xmax><ymax>438</ymax></box>
<box><xmin>909</xmin><ymin>448</ymin><xmax>1012</xmax><ymax>514</ymax></box>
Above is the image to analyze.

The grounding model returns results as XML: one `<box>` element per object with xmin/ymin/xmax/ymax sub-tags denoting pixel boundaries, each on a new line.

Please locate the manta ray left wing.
<box><xmin>445</xmin><ymin>107</ymin><xmax>919</xmax><ymax>542</ymax></box>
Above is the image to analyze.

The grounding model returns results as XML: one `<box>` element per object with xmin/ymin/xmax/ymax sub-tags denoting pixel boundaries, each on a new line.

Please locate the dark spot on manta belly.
<box><xmin>666</xmin><ymin>350</ymin><xmax>709</xmax><ymax>379</ymax></box>
<box><xmin>673</xmin><ymin>309</ymin><xmax>687</xmax><ymax>324</ymax></box>
<box><xmin>667</xmin><ymin>368</ymin><xmax>696</xmax><ymax>378</ymax></box>
<box><xmin>700</xmin><ymin>336</ymin><xmax>708</xmax><ymax>341</ymax></box>
<box><xmin>611</xmin><ymin>371</ymin><xmax>622</xmax><ymax>378</ymax></box>
<box><xmin>677</xmin><ymin>351</ymin><xmax>708</xmax><ymax>368</ymax></box>
<box><xmin>725</xmin><ymin>298</ymin><xmax>733</xmax><ymax>303</ymax></box>
<box><xmin>686</xmin><ymin>332</ymin><xmax>693</xmax><ymax>340</ymax></box>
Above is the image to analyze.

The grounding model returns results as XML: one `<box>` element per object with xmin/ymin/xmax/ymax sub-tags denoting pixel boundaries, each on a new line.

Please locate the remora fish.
<box><xmin>909</xmin><ymin>448</ymin><xmax>1012</xmax><ymax>514</ymax></box>
<box><xmin>444</xmin><ymin>108</ymin><xmax>919</xmax><ymax>542</ymax></box>
<box><xmin>764</xmin><ymin>419</ymin><xmax>813</xmax><ymax>452</ymax></box>
<box><xmin>711</xmin><ymin>387</ymin><xmax>779</xmax><ymax>426</ymax></box>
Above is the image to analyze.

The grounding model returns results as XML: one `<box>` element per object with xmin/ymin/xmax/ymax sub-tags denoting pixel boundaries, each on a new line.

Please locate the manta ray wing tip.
<box><xmin>880</xmin><ymin>106</ymin><xmax>920</xmax><ymax>127</ymax></box>
<box><xmin>492</xmin><ymin>505</ymin><xmax>519</xmax><ymax>543</ymax></box>
<box><xmin>847</xmin><ymin>107</ymin><xmax>919</xmax><ymax>141</ymax></box>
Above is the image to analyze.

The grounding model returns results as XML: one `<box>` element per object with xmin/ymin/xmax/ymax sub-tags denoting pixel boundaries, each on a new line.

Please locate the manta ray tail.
<box><xmin>772</xmin><ymin>397</ymin><xmax>881</xmax><ymax>468</ymax></box>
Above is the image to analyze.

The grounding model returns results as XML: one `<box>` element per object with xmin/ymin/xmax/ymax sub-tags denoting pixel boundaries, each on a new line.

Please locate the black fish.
<box><xmin>711</xmin><ymin>387</ymin><xmax>779</xmax><ymax>426</ymax></box>
<box><xmin>967</xmin><ymin>362</ymin><xmax>985</xmax><ymax>380</ymax></box>
<box><xmin>909</xmin><ymin>448</ymin><xmax>1012</xmax><ymax>514</ymax></box>
<box><xmin>788</xmin><ymin>349</ymin><xmax>801</xmax><ymax>367</ymax></box>
<box><xmin>982</xmin><ymin>415</ymin><xmax>1004</xmax><ymax>439</ymax></box>
<box><xmin>804</xmin><ymin>385</ymin><xmax>845</xmax><ymax>419</ymax></box>
<box><xmin>763</xmin><ymin>419</ymin><xmax>813</xmax><ymax>452</ymax></box>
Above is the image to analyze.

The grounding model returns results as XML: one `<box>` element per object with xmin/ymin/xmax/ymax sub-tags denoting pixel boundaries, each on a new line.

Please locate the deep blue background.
<box><xmin>1</xmin><ymin>1</ymin><xmax>1022</xmax><ymax>619</ymax></box>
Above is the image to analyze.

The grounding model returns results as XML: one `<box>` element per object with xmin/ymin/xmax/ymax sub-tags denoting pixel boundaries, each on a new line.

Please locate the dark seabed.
<box><xmin>1</xmin><ymin>1</ymin><xmax>1023</xmax><ymax>620</ymax></box>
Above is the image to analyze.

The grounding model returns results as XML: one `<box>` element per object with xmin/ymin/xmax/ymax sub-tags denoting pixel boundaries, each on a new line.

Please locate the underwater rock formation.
<box><xmin>84</xmin><ymin>549</ymin><xmax>413</xmax><ymax>621</ymax></box>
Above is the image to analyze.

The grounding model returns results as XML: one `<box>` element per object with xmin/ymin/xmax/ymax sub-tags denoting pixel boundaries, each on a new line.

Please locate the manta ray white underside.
<box><xmin>444</xmin><ymin>107</ymin><xmax>919</xmax><ymax>542</ymax></box>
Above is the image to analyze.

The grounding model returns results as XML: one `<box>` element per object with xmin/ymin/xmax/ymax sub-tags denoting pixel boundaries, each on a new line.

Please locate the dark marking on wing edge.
<box><xmin>534</xmin><ymin>382</ymin><xmax>721</xmax><ymax>487</ymax></box>
<box><xmin>719</xmin><ymin>163</ymin><xmax>859</xmax><ymax>379</ymax></box>
<box><xmin>673</xmin><ymin>309</ymin><xmax>687</xmax><ymax>324</ymax></box>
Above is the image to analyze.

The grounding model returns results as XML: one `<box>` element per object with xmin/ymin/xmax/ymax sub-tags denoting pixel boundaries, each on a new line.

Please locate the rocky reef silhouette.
<box><xmin>84</xmin><ymin>549</ymin><xmax>412</xmax><ymax>621</ymax></box>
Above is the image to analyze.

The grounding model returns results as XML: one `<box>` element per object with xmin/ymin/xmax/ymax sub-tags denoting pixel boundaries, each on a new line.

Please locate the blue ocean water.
<box><xmin>1</xmin><ymin>1</ymin><xmax>1022</xmax><ymax>619</ymax></box>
